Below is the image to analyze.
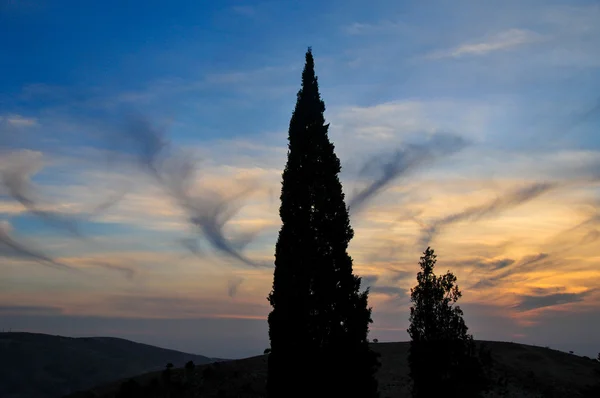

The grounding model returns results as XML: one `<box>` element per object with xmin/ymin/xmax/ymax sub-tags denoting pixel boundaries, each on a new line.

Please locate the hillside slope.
<box><xmin>66</xmin><ymin>341</ymin><xmax>600</xmax><ymax>398</ymax></box>
<box><xmin>0</xmin><ymin>332</ymin><xmax>217</xmax><ymax>398</ymax></box>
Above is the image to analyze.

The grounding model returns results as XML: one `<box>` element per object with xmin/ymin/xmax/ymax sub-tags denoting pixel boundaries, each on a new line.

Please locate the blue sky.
<box><xmin>1</xmin><ymin>0</ymin><xmax>600</xmax><ymax>359</ymax></box>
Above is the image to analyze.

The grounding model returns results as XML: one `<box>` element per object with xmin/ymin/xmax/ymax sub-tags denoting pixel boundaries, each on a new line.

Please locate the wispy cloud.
<box><xmin>0</xmin><ymin>149</ymin><xmax>126</xmax><ymax>237</ymax></box>
<box><xmin>227</xmin><ymin>276</ymin><xmax>244</xmax><ymax>298</ymax></box>
<box><xmin>471</xmin><ymin>253</ymin><xmax>551</xmax><ymax>290</ymax></box>
<box><xmin>513</xmin><ymin>289</ymin><xmax>592</xmax><ymax>312</ymax></box>
<box><xmin>426</xmin><ymin>29</ymin><xmax>545</xmax><ymax>59</ymax></box>
<box><xmin>104</xmin><ymin>293</ymin><xmax>270</xmax><ymax>320</ymax></box>
<box><xmin>343</xmin><ymin>20</ymin><xmax>410</xmax><ymax>36</ymax></box>
<box><xmin>420</xmin><ymin>182</ymin><xmax>557</xmax><ymax>246</ymax></box>
<box><xmin>0</xmin><ymin>114</ymin><xmax>38</xmax><ymax>127</ymax></box>
<box><xmin>114</xmin><ymin>112</ymin><xmax>271</xmax><ymax>267</ymax></box>
<box><xmin>359</xmin><ymin>274</ymin><xmax>405</xmax><ymax>299</ymax></box>
<box><xmin>0</xmin><ymin>220</ymin><xmax>75</xmax><ymax>272</ymax></box>
<box><xmin>348</xmin><ymin>132</ymin><xmax>468</xmax><ymax>214</ymax></box>
<box><xmin>90</xmin><ymin>261</ymin><xmax>136</xmax><ymax>281</ymax></box>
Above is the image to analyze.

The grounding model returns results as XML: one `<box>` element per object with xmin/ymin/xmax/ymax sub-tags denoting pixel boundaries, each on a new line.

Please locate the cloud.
<box><xmin>0</xmin><ymin>222</ymin><xmax>137</xmax><ymax>280</ymax></box>
<box><xmin>471</xmin><ymin>253</ymin><xmax>550</xmax><ymax>290</ymax></box>
<box><xmin>0</xmin><ymin>150</ymin><xmax>80</xmax><ymax>235</ymax></box>
<box><xmin>426</xmin><ymin>29</ymin><xmax>545</xmax><ymax>59</ymax></box>
<box><xmin>0</xmin><ymin>201</ymin><xmax>26</xmax><ymax>215</ymax></box>
<box><xmin>348</xmin><ymin>132</ymin><xmax>468</xmax><ymax>213</ymax></box>
<box><xmin>0</xmin><ymin>220</ymin><xmax>75</xmax><ymax>272</ymax></box>
<box><xmin>227</xmin><ymin>277</ymin><xmax>244</xmax><ymax>298</ymax></box>
<box><xmin>0</xmin><ymin>114</ymin><xmax>38</xmax><ymax>127</ymax></box>
<box><xmin>359</xmin><ymin>274</ymin><xmax>405</xmax><ymax>299</ymax></box>
<box><xmin>467</xmin><ymin>199</ymin><xmax>600</xmax><ymax>292</ymax></box>
<box><xmin>546</xmin><ymin>200</ymin><xmax>600</xmax><ymax>251</ymax></box>
<box><xmin>93</xmin><ymin>262</ymin><xmax>136</xmax><ymax>280</ymax></box>
<box><xmin>388</xmin><ymin>269</ymin><xmax>412</xmax><ymax>283</ymax></box>
<box><xmin>420</xmin><ymin>182</ymin><xmax>556</xmax><ymax>246</ymax></box>
<box><xmin>329</xmin><ymin>100</ymin><xmax>495</xmax><ymax>157</ymax></box>
<box><xmin>519</xmin><ymin>253</ymin><xmax>550</xmax><ymax>269</ymax></box>
<box><xmin>114</xmin><ymin>112</ymin><xmax>270</xmax><ymax>267</ymax></box>
<box><xmin>0</xmin><ymin>149</ymin><xmax>126</xmax><ymax>237</ymax></box>
<box><xmin>179</xmin><ymin>237</ymin><xmax>204</xmax><ymax>258</ymax></box>
<box><xmin>104</xmin><ymin>293</ymin><xmax>269</xmax><ymax>320</ymax></box>
<box><xmin>466</xmin><ymin>257</ymin><xmax>516</xmax><ymax>272</ymax></box>
<box><xmin>343</xmin><ymin>21</ymin><xmax>409</xmax><ymax>36</ymax></box>
<box><xmin>361</xmin><ymin>275</ymin><xmax>379</xmax><ymax>290</ymax></box>
<box><xmin>482</xmin><ymin>258</ymin><xmax>515</xmax><ymax>271</ymax></box>
<box><xmin>513</xmin><ymin>290</ymin><xmax>592</xmax><ymax>312</ymax></box>
<box><xmin>371</xmin><ymin>285</ymin><xmax>406</xmax><ymax>298</ymax></box>
<box><xmin>580</xmin><ymin>229</ymin><xmax>600</xmax><ymax>245</ymax></box>
<box><xmin>188</xmin><ymin>188</ymin><xmax>267</xmax><ymax>267</ymax></box>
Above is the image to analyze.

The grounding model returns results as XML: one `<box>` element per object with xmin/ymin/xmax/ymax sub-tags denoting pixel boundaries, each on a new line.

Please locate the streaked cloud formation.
<box><xmin>1</xmin><ymin>0</ymin><xmax>599</xmax><ymax>358</ymax></box>
<box><xmin>426</xmin><ymin>29</ymin><xmax>544</xmax><ymax>59</ymax></box>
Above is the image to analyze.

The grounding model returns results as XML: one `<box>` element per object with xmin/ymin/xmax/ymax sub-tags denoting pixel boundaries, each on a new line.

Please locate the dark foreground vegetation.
<box><xmin>0</xmin><ymin>332</ymin><xmax>216</xmax><ymax>398</ymax></box>
<box><xmin>65</xmin><ymin>341</ymin><xmax>600</xmax><ymax>398</ymax></box>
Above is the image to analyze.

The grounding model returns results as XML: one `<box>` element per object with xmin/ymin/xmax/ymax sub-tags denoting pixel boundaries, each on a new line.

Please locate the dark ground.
<box><xmin>65</xmin><ymin>340</ymin><xmax>600</xmax><ymax>398</ymax></box>
<box><xmin>0</xmin><ymin>332</ymin><xmax>217</xmax><ymax>398</ymax></box>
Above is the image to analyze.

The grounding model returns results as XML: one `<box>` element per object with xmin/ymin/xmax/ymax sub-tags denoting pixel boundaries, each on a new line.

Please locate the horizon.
<box><xmin>0</xmin><ymin>330</ymin><xmax>591</xmax><ymax>361</ymax></box>
<box><xmin>1</xmin><ymin>0</ymin><xmax>599</xmax><ymax>360</ymax></box>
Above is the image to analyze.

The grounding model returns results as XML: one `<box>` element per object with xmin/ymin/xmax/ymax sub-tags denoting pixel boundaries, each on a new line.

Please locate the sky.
<box><xmin>1</xmin><ymin>0</ymin><xmax>599</xmax><ymax>359</ymax></box>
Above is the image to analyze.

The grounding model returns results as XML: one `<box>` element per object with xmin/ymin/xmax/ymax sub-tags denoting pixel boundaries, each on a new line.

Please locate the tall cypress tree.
<box><xmin>267</xmin><ymin>48</ymin><xmax>380</xmax><ymax>398</ymax></box>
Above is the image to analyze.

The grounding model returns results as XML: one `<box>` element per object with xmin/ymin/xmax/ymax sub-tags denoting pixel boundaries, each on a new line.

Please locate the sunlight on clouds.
<box><xmin>3</xmin><ymin>126</ymin><xmax>600</xmax><ymax>331</ymax></box>
<box><xmin>2</xmin><ymin>23</ymin><xmax>600</xmax><ymax>346</ymax></box>
<box><xmin>1</xmin><ymin>248</ymin><xmax>274</xmax><ymax>320</ymax></box>
<box><xmin>328</xmin><ymin>100</ymin><xmax>495</xmax><ymax>163</ymax></box>
<box><xmin>10</xmin><ymin>134</ymin><xmax>595</xmax><ymax>325</ymax></box>
<box><xmin>0</xmin><ymin>201</ymin><xmax>26</xmax><ymax>215</ymax></box>
<box><xmin>426</xmin><ymin>29</ymin><xmax>545</xmax><ymax>59</ymax></box>
<box><xmin>342</xmin><ymin>170</ymin><xmax>600</xmax><ymax>321</ymax></box>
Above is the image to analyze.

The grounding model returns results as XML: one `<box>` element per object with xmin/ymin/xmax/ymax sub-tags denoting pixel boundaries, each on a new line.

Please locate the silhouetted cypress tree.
<box><xmin>408</xmin><ymin>247</ymin><xmax>487</xmax><ymax>398</ymax></box>
<box><xmin>267</xmin><ymin>48</ymin><xmax>380</xmax><ymax>398</ymax></box>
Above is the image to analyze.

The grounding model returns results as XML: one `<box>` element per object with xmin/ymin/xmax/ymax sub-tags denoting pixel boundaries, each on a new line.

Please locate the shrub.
<box><xmin>185</xmin><ymin>360</ymin><xmax>195</xmax><ymax>370</ymax></box>
<box><xmin>203</xmin><ymin>365</ymin><xmax>215</xmax><ymax>380</ymax></box>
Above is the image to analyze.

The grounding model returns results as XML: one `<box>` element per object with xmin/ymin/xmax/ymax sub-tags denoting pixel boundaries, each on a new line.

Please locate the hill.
<box><xmin>0</xmin><ymin>332</ymin><xmax>218</xmax><ymax>398</ymax></box>
<box><xmin>64</xmin><ymin>341</ymin><xmax>600</xmax><ymax>398</ymax></box>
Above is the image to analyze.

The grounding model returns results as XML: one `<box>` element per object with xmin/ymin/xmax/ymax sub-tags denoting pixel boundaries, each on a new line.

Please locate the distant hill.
<box><xmin>0</xmin><ymin>332</ymin><xmax>219</xmax><ymax>398</ymax></box>
<box><xmin>65</xmin><ymin>340</ymin><xmax>600</xmax><ymax>398</ymax></box>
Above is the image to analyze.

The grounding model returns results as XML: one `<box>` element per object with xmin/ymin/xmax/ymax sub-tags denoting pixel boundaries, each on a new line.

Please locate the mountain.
<box><xmin>65</xmin><ymin>341</ymin><xmax>600</xmax><ymax>398</ymax></box>
<box><xmin>0</xmin><ymin>332</ymin><xmax>219</xmax><ymax>398</ymax></box>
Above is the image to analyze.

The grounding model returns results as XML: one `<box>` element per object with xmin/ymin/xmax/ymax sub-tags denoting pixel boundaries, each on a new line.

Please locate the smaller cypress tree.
<box><xmin>407</xmin><ymin>247</ymin><xmax>486</xmax><ymax>397</ymax></box>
